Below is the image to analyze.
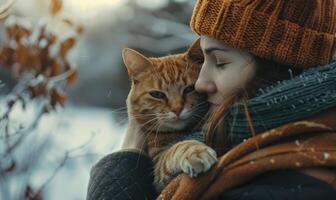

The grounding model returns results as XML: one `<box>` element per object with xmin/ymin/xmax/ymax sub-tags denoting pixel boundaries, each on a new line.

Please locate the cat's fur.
<box><xmin>122</xmin><ymin>40</ymin><xmax>217</xmax><ymax>191</ymax></box>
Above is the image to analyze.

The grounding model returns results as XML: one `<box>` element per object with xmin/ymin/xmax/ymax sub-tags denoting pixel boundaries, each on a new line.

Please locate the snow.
<box><xmin>41</xmin><ymin>106</ymin><xmax>127</xmax><ymax>200</ymax></box>
<box><xmin>2</xmin><ymin>105</ymin><xmax>127</xmax><ymax>200</ymax></box>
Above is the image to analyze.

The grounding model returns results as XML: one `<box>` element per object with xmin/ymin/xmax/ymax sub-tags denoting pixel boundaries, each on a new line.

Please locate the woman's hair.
<box><xmin>205</xmin><ymin>55</ymin><xmax>303</xmax><ymax>153</ymax></box>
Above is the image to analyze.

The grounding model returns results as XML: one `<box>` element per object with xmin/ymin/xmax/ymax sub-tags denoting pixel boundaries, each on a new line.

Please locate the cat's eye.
<box><xmin>183</xmin><ymin>85</ymin><xmax>195</xmax><ymax>94</ymax></box>
<box><xmin>149</xmin><ymin>91</ymin><xmax>166</xmax><ymax>99</ymax></box>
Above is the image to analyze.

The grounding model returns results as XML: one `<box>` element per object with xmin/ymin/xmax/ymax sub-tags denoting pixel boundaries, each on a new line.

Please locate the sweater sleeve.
<box><xmin>86</xmin><ymin>151</ymin><xmax>157</xmax><ymax>200</ymax></box>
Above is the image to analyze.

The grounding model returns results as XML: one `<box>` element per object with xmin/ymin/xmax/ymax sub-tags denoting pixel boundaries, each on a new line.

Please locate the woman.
<box><xmin>87</xmin><ymin>0</ymin><xmax>336</xmax><ymax>199</ymax></box>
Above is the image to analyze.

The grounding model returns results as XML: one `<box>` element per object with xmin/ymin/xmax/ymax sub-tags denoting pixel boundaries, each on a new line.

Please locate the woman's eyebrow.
<box><xmin>204</xmin><ymin>47</ymin><xmax>229</xmax><ymax>54</ymax></box>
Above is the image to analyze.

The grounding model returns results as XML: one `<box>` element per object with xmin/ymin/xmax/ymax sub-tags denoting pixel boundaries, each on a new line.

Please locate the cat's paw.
<box><xmin>180</xmin><ymin>141</ymin><xmax>217</xmax><ymax>177</ymax></box>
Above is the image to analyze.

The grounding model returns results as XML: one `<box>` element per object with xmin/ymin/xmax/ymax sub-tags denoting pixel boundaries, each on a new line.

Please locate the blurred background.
<box><xmin>0</xmin><ymin>0</ymin><xmax>197</xmax><ymax>199</ymax></box>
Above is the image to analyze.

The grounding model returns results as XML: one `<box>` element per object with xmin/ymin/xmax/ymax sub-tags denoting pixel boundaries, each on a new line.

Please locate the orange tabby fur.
<box><xmin>122</xmin><ymin>41</ymin><xmax>217</xmax><ymax>191</ymax></box>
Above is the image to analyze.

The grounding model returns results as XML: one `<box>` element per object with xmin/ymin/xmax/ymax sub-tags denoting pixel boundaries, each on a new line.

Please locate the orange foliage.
<box><xmin>49</xmin><ymin>0</ymin><xmax>63</xmax><ymax>16</ymax></box>
<box><xmin>0</xmin><ymin>0</ymin><xmax>83</xmax><ymax>112</ymax></box>
<box><xmin>0</xmin><ymin>1</ymin><xmax>84</xmax><ymax>198</ymax></box>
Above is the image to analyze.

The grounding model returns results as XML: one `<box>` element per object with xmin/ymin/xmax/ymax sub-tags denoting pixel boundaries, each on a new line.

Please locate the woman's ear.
<box><xmin>122</xmin><ymin>48</ymin><xmax>152</xmax><ymax>77</ymax></box>
<box><xmin>186</xmin><ymin>38</ymin><xmax>204</xmax><ymax>64</ymax></box>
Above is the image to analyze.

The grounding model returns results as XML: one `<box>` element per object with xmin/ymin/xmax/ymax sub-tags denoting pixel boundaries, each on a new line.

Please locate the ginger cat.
<box><xmin>122</xmin><ymin>40</ymin><xmax>217</xmax><ymax>191</ymax></box>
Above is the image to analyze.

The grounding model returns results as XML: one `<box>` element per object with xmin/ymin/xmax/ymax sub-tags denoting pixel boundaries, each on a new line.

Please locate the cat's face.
<box><xmin>123</xmin><ymin>43</ymin><xmax>207</xmax><ymax>132</ymax></box>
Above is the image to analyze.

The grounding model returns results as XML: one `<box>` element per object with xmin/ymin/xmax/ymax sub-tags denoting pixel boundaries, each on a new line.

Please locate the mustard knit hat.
<box><xmin>190</xmin><ymin>0</ymin><xmax>336</xmax><ymax>68</ymax></box>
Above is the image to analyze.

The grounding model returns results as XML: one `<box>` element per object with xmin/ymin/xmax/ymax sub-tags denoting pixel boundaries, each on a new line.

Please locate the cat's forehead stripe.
<box><xmin>136</xmin><ymin>54</ymin><xmax>200</xmax><ymax>90</ymax></box>
<box><xmin>159</xmin><ymin>59</ymin><xmax>186</xmax><ymax>82</ymax></box>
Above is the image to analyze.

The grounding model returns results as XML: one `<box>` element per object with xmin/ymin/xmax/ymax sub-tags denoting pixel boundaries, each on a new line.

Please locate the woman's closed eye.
<box><xmin>213</xmin><ymin>53</ymin><xmax>230</xmax><ymax>69</ymax></box>
<box><xmin>215</xmin><ymin>62</ymin><xmax>229</xmax><ymax>69</ymax></box>
<box><xmin>215</xmin><ymin>57</ymin><xmax>230</xmax><ymax>68</ymax></box>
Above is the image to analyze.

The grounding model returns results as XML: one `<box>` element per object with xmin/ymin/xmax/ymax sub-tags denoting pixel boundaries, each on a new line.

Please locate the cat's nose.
<box><xmin>171</xmin><ymin>106</ymin><xmax>183</xmax><ymax>116</ymax></box>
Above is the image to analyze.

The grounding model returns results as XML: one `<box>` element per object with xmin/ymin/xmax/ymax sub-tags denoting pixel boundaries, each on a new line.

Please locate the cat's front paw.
<box><xmin>180</xmin><ymin>141</ymin><xmax>217</xmax><ymax>177</ymax></box>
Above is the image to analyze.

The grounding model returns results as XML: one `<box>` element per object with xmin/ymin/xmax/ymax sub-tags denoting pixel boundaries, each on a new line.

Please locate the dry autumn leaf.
<box><xmin>16</xmin><ymin>25</ymin><xmax>31</xmax><ymax>39</ymax></box>
<box><xmin>66</xmin><ymin>69</ymin><xmax>77</xmax><ymax>85</ymax></box>
<box><xmin>6</xmin><ymin>25</ymin><xmax>31</xmax><ymax>41</ymax></box>
<box><xmin>50</xmin><ymin>88</ymin><xmax>67</xmax><ymax>107</ymax></box>
<box><xmin>29</xmin><ymin>50</ymin><xmax>41</xmax><ymax>70</ymax></box>
<box><xmin>24</xmin><ymin>185</ymin><xmax>43</xmax><ymax>200</ymax></box>
<box><xmin>24</xmin><ymin>185</ymin><xmax>33</xmax><ymax>198</ymax></box>
<box><xmin>62</xmin><ymin>18</ymin><xmax>84</xmax><ymax>34</ymax></box>
<box><xmin>49</xmin><ymin>0</ymin><xmax>63</xmax><ymax>16</ymax></box>
<box><xmin>16</xmin><ymin>43</ymin><xmax>29</xmax><ymax>66</ymax></box>
<box><xmin>62</xmin><ymin>18</ymin><xmax>74</xmax><ymax>26</ymax></box>
<box><xmin>76</xmin><ymin>25</ymin><xmax>85</xmax><ymax>34</ymax></box>
<box><xmin>1</xmin><ymin>14</ymin><xmax>83</xmax><ymax>116</ymax></box>
<box><xmin>60</xmin><ymin>37</ymin><xmax>75</xmax><ymax>58</ymax></box>
<box><xmin>51</xmin><ymin>59</ymin><xmax>61</xmax><ymax>76</ymax></box>
<box><xmin>0</xmin><ymin>9</ymin><xmax>85</xmax><ymax>200</ymax></box>
<box><xmin>0</xmin><ymin>47</ymin><xmax>15</xmax><ymax>66</ymax></box>
<box><xmin>47</xmin><ymin>33</ymin><xmax>57</xmax><ymax>46</ymax></box>
<box><xmin>4</xmin><ymin>161</ymin><xmax>16</xmax><ymax>173</ymax></box>
<box><xmin>28</xmin><ymin>82</ymin><xmax>48</xmax><ymax>98</ymax></box>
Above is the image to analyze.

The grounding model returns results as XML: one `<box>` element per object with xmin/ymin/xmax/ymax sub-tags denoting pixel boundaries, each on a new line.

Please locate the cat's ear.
<box><xmin>122</xmin><ymin>48</ymin><xmax>152</xmax><ymax>77</ymax></box>
<box><xmin>186</xmin><ymin>38</ymin><xmax>204</xmax><ymax>64</ymax></box>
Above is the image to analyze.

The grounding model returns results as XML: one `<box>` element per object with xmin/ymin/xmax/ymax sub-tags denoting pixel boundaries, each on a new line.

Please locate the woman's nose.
<box><xmin>195</xmin><ymin>77</ymin><xmax>217</xmax><ymax>94</ymax></box>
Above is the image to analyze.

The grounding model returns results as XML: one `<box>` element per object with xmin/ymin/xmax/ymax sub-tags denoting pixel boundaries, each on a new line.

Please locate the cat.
<box><xmin>122</xmin><ymin>40</ymin><xmax>217</xmax><ymax>191</ymax></box>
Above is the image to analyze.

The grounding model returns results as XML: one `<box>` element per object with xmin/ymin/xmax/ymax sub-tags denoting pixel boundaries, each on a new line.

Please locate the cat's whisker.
<box><xmin>111</xmin><ymin>106</ymin><xmax>128</xmax><ymax>111</ymax></box>
<box><xmin>136</xmin><ymin>120</ymin><xmax>163</xmax><ymax>152</ymax></box>
<box><xmin>138</xmin><ymin>115</ymin><xmax>172</xmax><ymax>129</ymax></box>
<box><xmin>129</xmin><ymin>113</ymin><xmax>159</xmax><ymax>117</ymax></box>
<box><xmin>114</xmin><ymin>118</ymin><xmax>129</xmax><ymax>125</ymax></box>
<box><xmin>189</xmin><ymin>106</ymin><xmax>209</xmax><ymax>116</ymax></box>
<box><xmin>146</xmin><ymin>119</ymin><xmax>164</xmax><ymax>145</ymax></box>
<box><xmin>191</xmin><ymin>102</ymin><xmax>209</xmax><ymax>110</ymax></box>
<box><xmin>154</xmin><ymin>122</ymin><xmax>163</xmax><ymax>147</ymax></box>
<box><xmin>127</xmin><ymin>113</ymin><xmax>164</xmax><ymax>121</ymax></box>
<box><xmin>108</xmin><ymin>107</ymin><xmax>128</xmax><ymax>114</ymax></box>
<box><xmin>140</xmin><ymin>117</ymin><xmax>162</xmax><ymax>128</ymax></box>
<box><xmin>192</xmin><ymin>110</ymin><xmax>210</xmax><ymax>119</ymax></box>
<box><xmin>134</xmin><ymin>119</ymin><xmax>164</xmax><ymax>157</ymax></box>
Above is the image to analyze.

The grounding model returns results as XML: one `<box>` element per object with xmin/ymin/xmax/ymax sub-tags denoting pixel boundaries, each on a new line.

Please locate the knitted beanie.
<box><xmin>190</xmin><ymin>0</ymin><xmax>336</xmax><ymax>69</ymax></box>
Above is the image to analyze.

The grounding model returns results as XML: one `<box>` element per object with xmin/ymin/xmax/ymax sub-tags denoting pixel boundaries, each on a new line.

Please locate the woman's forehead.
<box><xmin>200</xmin><ymin>36</ymin><xmax>234</xmax><ymax>52</ymax></box>
<box><xmin>200</xmin><ymin>36</ymin><xmax>255</xmax><ymax>61</ymax></box>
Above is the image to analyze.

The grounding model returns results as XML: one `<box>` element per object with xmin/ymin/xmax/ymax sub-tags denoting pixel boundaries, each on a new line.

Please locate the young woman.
<box><xmin>87</xmin><ymin>1</ymin><xmax>336</xmax><ymax>199</ymax></box>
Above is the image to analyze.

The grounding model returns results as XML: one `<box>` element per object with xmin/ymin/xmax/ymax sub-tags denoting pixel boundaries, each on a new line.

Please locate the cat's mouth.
<box><xmin>163</xmin><ymin>112</ymin><xmax>197</xmax><ymax>130</ymax></box>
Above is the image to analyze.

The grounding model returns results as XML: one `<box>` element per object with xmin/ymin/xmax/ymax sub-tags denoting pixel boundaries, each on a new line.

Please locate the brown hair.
<box><xmin>205</xmin><ymin>55</ymin><xmax>303</xmax><ymax>154</ymax></box>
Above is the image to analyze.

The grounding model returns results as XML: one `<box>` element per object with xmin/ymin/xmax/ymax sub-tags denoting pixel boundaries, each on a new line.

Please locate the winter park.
<box><xmin>1</xmin><ymin>0</ymin><xmax>336</xmax><ymax>200</ymax></box>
